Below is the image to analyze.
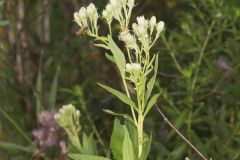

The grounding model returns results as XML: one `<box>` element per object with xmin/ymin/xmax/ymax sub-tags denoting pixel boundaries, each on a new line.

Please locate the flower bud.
<box><xmin>131</xmin><ymin>63</ymin><xmax>141</xmax><ymax>71</ymax></box>
<box><xmin>102</xmin><ymin>10</ymin><xmax>107</xmax><ymax>18</ymax></box>
<box><xmin>156</xmin><ymin>21</ymin><xmax>164</xmax><ymax>33</ymax></box>
<box><xmin>110</xmin><ymin>0</ymin><xmax>118</xmax><ymax>8</ymax></box>
<box><xmin>150</xmin><ymin>16</ymin><xmax>156</xmax><ymax>28</ymax></box>
<box><xmin>132</xmin><ymin>23</ymin><xmax>138</xmax><ymax>33</ymax></box>
<box><xmin>126</xmin><ymin>63</ymin><xmax>132</xmax><ymax>72</ymax></box>
<box><xmin>87</xmin><ymin>3</ymin><xmax>96</xmax><ymax>16</ymax></box>
<box><xmin>137</xmin><ymin>16</ymin><xmax>145</xmax><ymax>26</ymax></box>
<box><xmin>79</xmin><ymin>7</ymin><xmax>87</xmax><ymax>18</ymax></box>
<box><xmin>127</xmin><ymin>0</ymin><xmax>135</xmax><ymax>8</ymax></box>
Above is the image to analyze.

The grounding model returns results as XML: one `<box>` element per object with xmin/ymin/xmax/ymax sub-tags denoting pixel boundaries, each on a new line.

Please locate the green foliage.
<box><xmin>69</xmin><ymin>154</ymin><xmax>110</xmax><ymax>160</ymax></box>
<box><xmin>48</xmin><ymin>67</ymin><xmax>60</xmax><ymax>109</ymax></box>
<box><xmin>110</xmin><ymin>119</ymin><xmax>125</xmax><ymax>160</ymax></box>
<box><xmin>122</xmin><ymin>126</ymin><xmax>134</xmax><ymax>160</ymax></box>
<box><xmin>98</xmin><ymin>83</ymin><xmax>137</xmax><ymax>111</ymax></box>
<box><xmin>108</xmin><ymin>36</ymin><xmax>126</xmax><ymax>79</ymax></box>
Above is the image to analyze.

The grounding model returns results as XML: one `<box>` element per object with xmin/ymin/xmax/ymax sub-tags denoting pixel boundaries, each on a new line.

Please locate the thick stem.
<box><xmin>137</xmin><ymin>113</ymin><xmax>143</xmax><ymax>159</ymax></box>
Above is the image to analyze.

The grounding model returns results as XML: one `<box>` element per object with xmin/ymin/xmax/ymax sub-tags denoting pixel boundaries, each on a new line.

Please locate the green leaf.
<box><xmin>105</xmin><ymin>53</ymin><xmax>116</xmax><ymax>63</ymax></box>
<box><xmin>189</xmin><ymin>130</ymin><xmax>208</xmax><ymax>155</ymax></box>
<box><xmin>125</xmin><ymin>120</ymin><xmax>138</xmax><ymax>159</ymax></box>
<box><xmin>144</xmin><ymin>93</ymin><xmax>160</xmax><ymax>117</ymax></box>
<box><xmin>167</xmin><ymin>143</ymin><xmax>187</xmax><ymax>160</ymax></box>
<box><xmin>68</xmin><ymin>154</ymin><xmax>110</xmax><ymax>160</ymax></box>
<box><xmin>122</xmin><ymin>126</ymin><xmax>134</xmax><ymax>160</ymax></box>
<box><xmin>167</xmin><ymin>110</ymin><xmax>188</xmax><ymax>140</ymax></box>
<box><xmin>48</xmin><ymin>67</ymin><xmax>60</xmax><ymax>109</ymax></box>
<box><xmin>103</xmin><ymin>109</ymin><xmax>135</xmax><ymax>125</ymax></box>
<box><xmin>95</xmin><ymin>43</ymin><xmax>109</xmax><ymax>50</ymax></box>
<box><xmin>98</xmin><ymin>83</ymin><xmax>138</xmax><ymax>111</ymax></box>
<box><xmin>0</xmin><ymin>108</ymin><xmax>31</xmax><ymax>144</ymax></box>
<box><xmin>141</xmin><ymin>133</ymin><xmax>152</xmax><ymax>160</ymax></box>
<box><xmin>110</xmin><ymin>119</ymin><xmax>125</xmax><ymax>160</ymax></box>
<box><xmin>108</xmin><ymin>36</ymin><xmax>126</xmax><ymax>78</ymax></box>
<box><xmin>146</xmin><ymin>54</ymin><xmax>158</xmax><ymax>101</ymax></box>
<box><xmin>35</xmin><ymin>58</ymin><xmax>43</xmax><ymax>119</ymax></box>
<box><xmin>0</xmin><ymin>141</ymin><xmax>35</xmax><ymax>153</ymax></box>
<box><xmin>82</xmin><ymin>133</ymin><xmax>98</xmax><ymax>155</ymax></box>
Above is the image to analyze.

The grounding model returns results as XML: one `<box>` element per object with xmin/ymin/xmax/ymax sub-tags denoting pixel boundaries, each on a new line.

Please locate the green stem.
<box><xmin>137</xmin><ymin>113</ymin><xmax>144</xmax><ymax>159</ymax></box>
<box><xmin>123</xmin><ymin>78</ymin><xmax>137</xmax><ymax>125</ymax></box>
<box><xmin>191</xmin><ymin>20</ymin><xmax>215</xmax><ymax>91</ymax></box>
<box><xmin>162</xmin><ymin>36</ymin><xmax>184</xmax><ymax>75</ymax></box>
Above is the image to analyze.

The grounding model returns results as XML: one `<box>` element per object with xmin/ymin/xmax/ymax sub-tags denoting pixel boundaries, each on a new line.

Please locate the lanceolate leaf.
<box><xmin>125</xmin><ymin>119</ymin><xmax>138</xmax><ymax>159</ymax></box>
<box><xmin>141</xmin><ymin>133</ymin><xmax>152</xmax><ymax>160</ymax></box>
<box><xmin>122</xmin><ymin>126</ymin><xmax>134</xmax><ymax>160</ymax></box>
<box><xmin>103</xmin><ymin>109</ymin><xmax>135</xmax><ymax>125</ymax></box>
<box><xmin>108</xmin><ymin>36</ymin><xmax>126</xmax><ymax>79</ymax></box>
<box><xmin>98</xmin><ymin>83</ymin><xmax>138</xmax><ymax>111</ymax></box>
<box><xmin>144</xmin><ymin>93</ymin><xmax>161</xmax><ymax>117</ymax></box>
<box><xmin>105</xmin><ymin>52</ymin><xmax>115</xmax><ymax>63</ymax></box>
<box><xmin>48</xmin><ymin>67</ymin><xmax>60</xmax><ymax>109</ymax></box>
<box><xmin>68</xmin><ymin>154</ymin><xmax>110</xmax><ymax>160</ymax></box>
<box><xmin>146</xmin><ymin>54</ymin><xmax>158</xmax><ymax>101</ymax></box>
<box><xmin>110</xmin><ymin>119</ymin><xmax>125</xmax><ymax>160</ymax></box>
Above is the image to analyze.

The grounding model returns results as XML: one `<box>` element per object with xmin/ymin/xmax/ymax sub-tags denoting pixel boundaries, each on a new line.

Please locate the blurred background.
<box><xmin>0</xmin><ymin>0</ymin><xmax>240</xmax><ymax>159</ymax></box>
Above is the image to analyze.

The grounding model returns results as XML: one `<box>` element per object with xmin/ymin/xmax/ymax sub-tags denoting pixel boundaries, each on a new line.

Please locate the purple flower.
<box><xmin>214</xmin><ymin>58</ymin><xmax>230</xmax><ymax>73</ymax></box>
<box><xmin>32</xmin><ymin>110</ymin><xmax>68</xmax><ymax>157</ymax></box>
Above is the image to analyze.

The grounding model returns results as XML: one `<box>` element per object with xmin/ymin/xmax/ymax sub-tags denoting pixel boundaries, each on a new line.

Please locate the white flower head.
<box><xmin>156</xmin><ymin>21</ymin><xmax>164</xmax><ymax>33</ymax></box>
<box><xmin>126</xmin><ymin>63</ymin><xmax>141</xmax><ymax>73</ymax></box>
<box><xmin>87</xmin><ymin>3</ymin><xmax>97</xmax><ymax>16</ymax></box>
<box><xmin>126</xmin><ymin>63</ymin><xmax>132</xmax><ymax>72</ymax></box>
<box><xmin>150</xmin><ymin>16</ymin><xmax>157</xmax><ymax>28</ymax></box>
<box><xmin>79</xmin><ymin>7</ymin><xmax>87</xmax><ymax>18</ymax></box>
<box><xmin>132</xmin><ymin>63</ymin><xmax>141</xmax><ymax>71</ymax></box>
<box><xmin>110</xmin><ymin>0</ymin><xmax>118</xmax><ymax>8</ymax></box>
<box><xmin>102</xmin><ymin>4</ymin><xmax>115</xmax><ymax>23</ymax></box>
<box><xmin>137</xmin><ymin>16</ymin><xmax>146</xmax><ymax>26</ymax></box>
<box><xmin>119</xmin><ymin>32</ymin><xmax>138</xmax><ymax>50</ymax></box>
<box><xmin>127</xmin><ymin>0</ymin><xmax>135</xmax><ymax>8</ymax></box>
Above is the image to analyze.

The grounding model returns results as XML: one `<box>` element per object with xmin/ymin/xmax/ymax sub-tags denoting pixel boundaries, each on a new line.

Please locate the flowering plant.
<box><xmin>56</xmin><ymin>0</ymin><xmax>165</xmax><ymax>159</ymax></box>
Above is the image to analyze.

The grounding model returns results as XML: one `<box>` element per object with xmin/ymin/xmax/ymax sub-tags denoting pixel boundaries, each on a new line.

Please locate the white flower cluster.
<box><xmin>126</xmin><ymin>63</ymin><xmax>142</xmax><ymax>82</ymax></box>
<box><xmin>54</xmin><ymin>104</ymin><xmax>81</xmax><ymax>134</ymax></box>
<box><xmin>74</xmin><ymin>3</ymin><xmax>99</xmax><ymax>35</ymax></box>
<box><xmin>119</xmin><ymin>31</ymin><xmax>138</xmax><ymax>51</ymax></box>
<box><xmin>102</xmin><ymin>0</ymin><xmax>135</xmax><ymax>29</ymax></box>
<box><xmin>132</xmin><ymin>16</ymin><xmax>164</xmax><ymax>51</ymax></box>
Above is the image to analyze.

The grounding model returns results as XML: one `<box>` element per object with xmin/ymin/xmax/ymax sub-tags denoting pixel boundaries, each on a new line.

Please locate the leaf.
<box><xmin>108</xmin><ymin>36</ymin><xmax>126</xmax><ymax>78</ymax></box>
<box><xmin>141</xmin><ymin>133</ymin><xmax>152</xmax><ymax>160</ymax></box>
<box><xmin>103</xmin><ymin>109</ymin><xmax>135</xmax><ymax>125</ymax></box>
<box><xmin>146</xmin><ymin>54</ymin><xmax>158</xmax><ymax>101</ymax></box>
<box><xmin>125</xmin><ymin>120</ymin><xmax>138</xmax><ymax>159</ymax></box>
<box><xmin>110</xmin><ymin>119</ymin><xmax>125</xmax><ymax>160</ymax></box>
<box><xmin>95</xmin><ymin>43</ymin><xmax>109</xmax><ymax>50</ymax></box>
<box><xmin>105</xmin><ymin>52</ymin><xmax>115</xmax><ymax>63</ymax></box>
<box><xmin>189</xmin><ymin>130</ymin><xmax>208</xmax><ymax>155</ymax></box>
<box><xmin>167</xmin><ymin>143</ymin><xmax>187</xmax><ymax>160</ymax></box>
<box><xmin>122</xmin><ymin>126</ymin><xmax>134</xmax><ymax>160</ymax></box>
<box><xmin>0</xmin><ymin>141</ymin><xmax>35</xmax><ymax>153</ymax></box>
<box><xmin>35</xmin><ymin>57</ymin><xmax>43</xmax><ymax>119</ymax></box>
<box><xmin>144</xmin><ymin>93</ymin><xmax>160</xmax><ymax>117</ymax></box>
<box><xmin>167</xmin><ymin>110</ymin><xmax>188</xmax><ymax>140</ymax></box>
<box><xmin>82</xmin><ymin>133</ymin><xmax>98</xmax><ymax>155</ymax></box>
<box><xmin>98</xmin><ymin>83</ymin><xmax>138</xmax><ymax>111</ymax></box>
<box><xmin>48</xmin><ymin>67</ymin><xmax>60</xmax><ymax>109</ymax></box>
<box><xmin>0</xmin><ymin>108</ymin><xmax>31</xmax><ymax>144</ymax></box>
<box><xmin>68</xmin><ymin>154</ymin><xmax>110</xmax><ymax>160</ymax></box>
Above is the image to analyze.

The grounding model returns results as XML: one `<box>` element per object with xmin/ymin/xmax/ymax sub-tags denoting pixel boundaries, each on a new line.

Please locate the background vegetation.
<box><xmin>0</xmin><ymin>0</ymin><xmax>240</xmax><ymax>159</ymax></box>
